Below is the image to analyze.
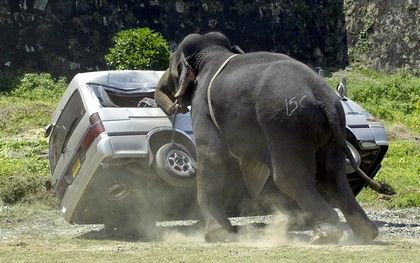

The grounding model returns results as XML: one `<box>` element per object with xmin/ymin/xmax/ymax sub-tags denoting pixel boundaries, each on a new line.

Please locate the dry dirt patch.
<box><xmin>0</xmin><ymin>206</ymin><xmax>419</xmax><ymax>262</ymax></box>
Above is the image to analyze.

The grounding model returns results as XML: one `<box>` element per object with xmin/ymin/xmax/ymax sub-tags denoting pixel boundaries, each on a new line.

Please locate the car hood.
<box><xmin>340</xmin><ymin>98</ymin><xmax>371</xmax><ymax>127</ymax></box>
<box><xmin>340</xmin><ymin>97</ymin><xmax>387</xmax><ymax>146</ymax></box>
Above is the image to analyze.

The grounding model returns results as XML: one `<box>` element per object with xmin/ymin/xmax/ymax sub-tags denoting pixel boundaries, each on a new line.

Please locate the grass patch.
<box><xmin>357</xmin><ymin>140</ymin><xmax>420</xmax><ymax>208</ymax></box>
<box><xmin>0</xmin><ymin>237</ymin><xmax>419</xmax><ymax>263</ymax></box>
<box><xmin>0</xmin><ymin>72</ymin><xmax>64</xmax><ymax>205</ymax></box>
<box><xmin>325</xmin><ymin>69</ymin><xmax>420</xmax><ymax>133</ymax></box>
<box><xmin>0</xmin><ymin>98</ymin><xmax>55</xmax><ymax>137</ymax></box>
<box><xmin>0</xmin><ymin>134</ymin><xmax>53</xmax><ymax>204</ymax></box>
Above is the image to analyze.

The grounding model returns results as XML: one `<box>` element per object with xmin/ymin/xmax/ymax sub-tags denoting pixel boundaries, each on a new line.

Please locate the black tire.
<box><xmin>155</xmin><ymin>143</ymin><xmax>196</xmax><ymax>188</ymax></box>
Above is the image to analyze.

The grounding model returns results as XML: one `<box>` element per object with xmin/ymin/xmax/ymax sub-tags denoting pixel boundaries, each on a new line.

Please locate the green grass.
<box><xmin>357</xmin><ymin>140</ymin><xmax>420</xmax><ymax>208</ymax></box>
<box><xmin>0</xmin><ymin>135</ymin><xmax>52</xmax><ymax>204</ymax></box>
<box><xmin>325</xmin><ymin>69</ymin><xmax>420</xmax><ymax>134</ymax></box>
<box><xmin>0</xmin><ymin>98</ymin><xmax>55</xmax><ymax>137</ymax></box>
<box><xmin>0</xmin><ymin>72</ymin><xmax>65</xmax><ymax>206</ymax></box>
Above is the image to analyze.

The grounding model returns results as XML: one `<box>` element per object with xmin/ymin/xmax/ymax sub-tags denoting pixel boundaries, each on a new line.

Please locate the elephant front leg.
<box><xmin>195</xmin><ymin>143</ymin><xmax>237</xmax><ymax>242</ymax></box>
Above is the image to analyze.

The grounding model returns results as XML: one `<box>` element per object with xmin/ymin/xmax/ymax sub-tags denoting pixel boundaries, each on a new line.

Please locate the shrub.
<box><xmin>9</xmin><ymin>73</ymin><xmax>67</xmax><ymax>102</ymax></box>
<box><xmin>105</xmin><ymin>27</ymin><xmax>170</xmax><ymax>70</ymax></box>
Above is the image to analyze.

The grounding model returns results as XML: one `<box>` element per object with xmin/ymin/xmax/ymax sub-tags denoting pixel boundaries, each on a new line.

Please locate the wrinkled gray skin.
<box><xmin>154</xmin><ymin>32</ymin><xmax>378</xmax><ymax>243</ymax></box>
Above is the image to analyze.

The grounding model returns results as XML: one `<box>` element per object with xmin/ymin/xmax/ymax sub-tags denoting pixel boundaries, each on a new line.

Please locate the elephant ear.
<box><xmin>231</xmin><ymin>45</ymin><xmax>245</xmax><ymax>54</ymax></box>
<box><xmin>174</xmin><ymin>53</ymin><xmax>196</xmax><ymax>99</ymax></box>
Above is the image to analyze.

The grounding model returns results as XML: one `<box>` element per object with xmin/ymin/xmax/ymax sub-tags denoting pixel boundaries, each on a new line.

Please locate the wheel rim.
<box><xmin>165</xmin><ymin>148</ymin><xmax>193</xmax><ymax>177</ymax></box>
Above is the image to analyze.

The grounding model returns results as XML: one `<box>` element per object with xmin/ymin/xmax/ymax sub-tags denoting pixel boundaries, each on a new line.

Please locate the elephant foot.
<box><xmin>352</xmin><ymin>222</ymin><xmax>379</xmax><ymax>242</ymax></box>
<box><xmin>204</xmin><ymin>225</ymin><xmax>238</xmax><ymax>243</ymax></box>
<box><xmin>311</xmin><ymin>222</ymin><xmax>343</xmax><ymax>245</ymax></box>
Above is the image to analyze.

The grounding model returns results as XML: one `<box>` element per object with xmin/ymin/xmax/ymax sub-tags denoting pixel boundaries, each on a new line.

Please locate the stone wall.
<box><xmin>0</xmin><ymin>0</ymin><xmax>348</xmax><ymax>77</ymax></box>
<box><xmin>345</xmin><ymin>0</ymin><xmax>419</xmax><ymax>74</ymax></box>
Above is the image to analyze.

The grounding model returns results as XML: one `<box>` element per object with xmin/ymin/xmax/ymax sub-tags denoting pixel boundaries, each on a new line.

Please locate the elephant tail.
<box><xmin>318</xmin><ymin>97</ymin><xmax>396</xmax><ymax>196</ymax></box>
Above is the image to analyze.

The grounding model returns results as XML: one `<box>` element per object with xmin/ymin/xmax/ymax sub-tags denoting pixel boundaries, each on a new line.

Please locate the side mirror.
<box><xmin>44</xmin><ymin>123</ymin><xmax>54</xmax><ymax>138</ymax></box>
<box><xmin>337</xmin><ymin>77</ymin><xmax>347</xmax><ymax>100</ymax></box>
<box><xmin>317</xmin><ymin>67</ymin><xmax>324</xmax><ymax>78</ymax></box>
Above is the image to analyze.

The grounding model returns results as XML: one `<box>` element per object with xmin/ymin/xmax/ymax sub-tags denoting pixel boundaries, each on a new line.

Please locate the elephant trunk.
<box><xmin>154</xmin><ymin>69</ymin><xmax>175</xmax><ymax>115</ymax></box>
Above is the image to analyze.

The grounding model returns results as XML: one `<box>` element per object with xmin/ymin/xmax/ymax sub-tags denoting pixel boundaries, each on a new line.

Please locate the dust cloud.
<box><xmin>159</xmin><ymin>211</ymin><xmax>307</xmax><ymax>246</ymax></box>
<box><xmin>235</xmin><ymin>212</ymin><xmax>305</xmax><ymax>247</ymax></box>
<box><xmin>161</xmin><ymin>225</ymin><xmax>204</xmax><ymax>243</ymax></box>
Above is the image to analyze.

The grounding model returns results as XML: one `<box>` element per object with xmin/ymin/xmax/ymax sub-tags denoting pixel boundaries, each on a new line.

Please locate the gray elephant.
<box><xmin>154</xmin><ymin>32</ymin><xmax>384</xmax><ymax>243</ymax></box>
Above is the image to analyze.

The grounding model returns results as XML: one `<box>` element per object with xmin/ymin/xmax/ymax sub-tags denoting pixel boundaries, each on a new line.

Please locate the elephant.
<box><xmin>154</xmin><ymin>32</ymin><xmax>383</xmax><ymax>243</ymax></box>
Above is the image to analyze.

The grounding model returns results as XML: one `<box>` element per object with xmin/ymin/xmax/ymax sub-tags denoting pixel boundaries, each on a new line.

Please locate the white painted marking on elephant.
<box><xmin>285</xmin><ymin>97</ymin><xmax>298</xmax><ymax>117</ymax></box>
<box><xmin>286</xmin><ymin>95</ymin><xmax>307</xmax><ymax>117</ymax></box>
<box><xmin>299</xmin><ymin>95</ymin><xmax>308</xmax><ymax>108</ymax></box>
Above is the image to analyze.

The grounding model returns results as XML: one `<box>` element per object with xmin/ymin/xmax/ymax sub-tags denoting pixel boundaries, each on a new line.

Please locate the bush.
<box><xmin>9</xmin><ymin>73</ymin><xmax>67</xmax><ymax>102</ymax></box>
<box><xmin>105</xmin><ymin>27</ymin><xmax>170</xmax><ymax>70</ymax></box>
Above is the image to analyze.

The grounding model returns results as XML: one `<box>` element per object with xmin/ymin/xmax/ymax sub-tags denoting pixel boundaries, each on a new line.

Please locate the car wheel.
<box><xmin>155</xmin><ymin>143</ymin><xmax>196</xmax><ymax>188</ymax></box>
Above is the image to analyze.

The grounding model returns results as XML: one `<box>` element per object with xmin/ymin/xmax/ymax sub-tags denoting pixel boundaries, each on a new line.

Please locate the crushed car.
<box><xmin>46</xmin><ymin>70</ymin><xmax>388</xmax><ymax>237</ymax></box>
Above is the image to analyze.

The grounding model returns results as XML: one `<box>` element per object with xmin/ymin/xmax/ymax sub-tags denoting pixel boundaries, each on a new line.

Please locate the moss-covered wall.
<box><xmin>345</xmin><ymin>0</ymin><xmax>419</xmax><ymax>74</ymax></box>
<box><xmin>0</xmin><ymin>0</ymin><xmax>348</xmax><ymax>76</ymax></box>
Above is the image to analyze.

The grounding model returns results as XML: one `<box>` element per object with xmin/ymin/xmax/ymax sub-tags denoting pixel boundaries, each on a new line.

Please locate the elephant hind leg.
<box><xmin>264</xmin><ymin>133</ymin><xmax>342</xmax><ymax>243</ymax></box>
<box><xmin>317</xmin><ymin>146</ymin><xmax>378</xmax><ymax>242</ymax></box>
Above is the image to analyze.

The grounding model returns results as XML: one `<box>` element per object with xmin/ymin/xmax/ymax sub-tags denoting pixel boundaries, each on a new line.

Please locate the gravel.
<box><xmin>0</xmin><ymin>207</ymin><xmax>419</xmax><ymax>242</ymax></box>
<box><xmin>366</xmin><ymin>208</ymin><xmax>420</xmax><ymax>240</ymax></box>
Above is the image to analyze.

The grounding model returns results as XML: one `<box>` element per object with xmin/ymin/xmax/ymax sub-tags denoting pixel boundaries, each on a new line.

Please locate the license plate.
<box><xmin>71</xmin><ymin>158</ymin><xmax>81</xmax><ymax>178</ymax></box>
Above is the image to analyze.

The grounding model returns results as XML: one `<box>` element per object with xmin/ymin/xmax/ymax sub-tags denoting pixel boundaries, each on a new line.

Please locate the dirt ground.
<box><xmin>0</xmin><ymin>206</ymin><xmax>419</xmax><ymax>262</ymax></box>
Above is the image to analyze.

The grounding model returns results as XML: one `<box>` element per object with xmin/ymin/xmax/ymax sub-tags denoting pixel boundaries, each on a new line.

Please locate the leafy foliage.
<box><xmin>8</xmin><ymin>73</ymin><xmax>67</xmax><ymax>102</ymax></box>
<box><xmin>105</xmin><ymin>27</ymin><xmax>170</xmax><ymax>70</ymax></box>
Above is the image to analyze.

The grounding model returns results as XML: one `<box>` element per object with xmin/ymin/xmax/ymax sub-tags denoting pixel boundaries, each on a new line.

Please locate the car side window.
<box><xmin>49</xmin><ymin>90</ymin><xmax>85</xmax><ymax>172</ymax></box>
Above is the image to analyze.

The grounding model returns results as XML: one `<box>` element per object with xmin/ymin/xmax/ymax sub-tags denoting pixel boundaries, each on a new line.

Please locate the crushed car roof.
<box><xmin>77</xmin><ymin>70</ymin><xmax>165</xmax><ymax>94</ymax></box>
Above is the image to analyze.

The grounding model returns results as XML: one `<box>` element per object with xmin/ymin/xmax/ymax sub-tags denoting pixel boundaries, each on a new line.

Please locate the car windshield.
<box><xmin>49</xmin><ymin>90</ymin><xmax>85</xmax><ymax>172</ymax></box>
<box><xmin>88</xmin><ymin>83</ymin><xmax>157</xmax><ymax>108</ymax></box>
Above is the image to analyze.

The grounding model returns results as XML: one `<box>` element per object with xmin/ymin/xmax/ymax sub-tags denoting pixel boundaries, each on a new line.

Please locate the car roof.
<box><xmin>75</xmin><ymin>70</ymin><xmax>165</xmax><ymax>95</ymax></box>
